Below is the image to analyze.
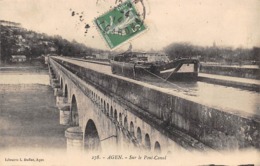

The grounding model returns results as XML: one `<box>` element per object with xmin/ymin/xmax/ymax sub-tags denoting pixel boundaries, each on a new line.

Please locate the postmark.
<box><xmin>94</xmin><ymin>0</ymin><xmax>147</xmax><ymax>49</ymax></box>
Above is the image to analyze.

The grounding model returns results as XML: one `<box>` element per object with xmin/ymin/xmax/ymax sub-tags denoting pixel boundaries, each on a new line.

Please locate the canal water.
<box><xmin>0</xmin><ymin>66</ymin><xmax>67</xmax><ymax>151</ymax></box>
<box><xmin>151</xmin><ymin>81</ymin><xmax>260</xmax><ymax>117</ymax></box>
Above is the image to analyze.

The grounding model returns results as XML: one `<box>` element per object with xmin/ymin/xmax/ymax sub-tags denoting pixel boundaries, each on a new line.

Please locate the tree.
<box><xmin>164</xmin><ymin>43</ymin><xmax>200</xmax><ymax>60</ymax></box>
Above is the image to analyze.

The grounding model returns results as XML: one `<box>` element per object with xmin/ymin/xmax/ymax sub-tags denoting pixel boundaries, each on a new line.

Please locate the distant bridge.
<box><xmin>47</xmin><ymin>56</ymin><xmax>260</xmax><ymax>153</ymax></box>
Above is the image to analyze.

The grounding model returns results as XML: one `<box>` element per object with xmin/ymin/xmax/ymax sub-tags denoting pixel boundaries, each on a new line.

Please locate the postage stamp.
<box><xmin>95</xmin><ymin>0</ymin><xmax>147</xmax><ymax>49</ymax></box>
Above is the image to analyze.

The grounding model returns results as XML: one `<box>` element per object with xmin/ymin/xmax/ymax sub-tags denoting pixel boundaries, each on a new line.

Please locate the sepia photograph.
<box><xmin>0</xmin><ymin>0</ymin><xmax>259</xmax><ymax>165</ymax></box>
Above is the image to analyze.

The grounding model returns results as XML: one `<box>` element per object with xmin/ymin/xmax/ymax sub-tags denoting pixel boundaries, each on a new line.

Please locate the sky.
<box><xmin>0</xmin><ymin>0</ymin><xmax>259</xmax><ymax>51</ymax></box>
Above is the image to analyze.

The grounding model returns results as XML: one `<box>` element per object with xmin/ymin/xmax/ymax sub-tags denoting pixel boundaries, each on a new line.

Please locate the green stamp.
<box><xmin>95</xmin><ymin>0</ymin><xmax>147</xmax><ymax>49</ymax></box>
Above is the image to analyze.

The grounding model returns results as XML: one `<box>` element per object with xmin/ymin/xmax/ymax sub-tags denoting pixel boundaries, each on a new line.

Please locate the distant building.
<box><xmin>85</xmin><ymin>55</ymin><xmax>96</xmax><ymax>59</ymax></box>
<box><xmin>93</xmin><ymin>53</ymin><xmax>109</xmax><ymax>59</ymax></box>
<box><xmin>146</xmin><ymin>53</ymin><xmax>169</xmax><ymax>62</ymax></box>
<box><xmin>10</xmin><ymin>55</ymin><xmax>26</xmax><ymax>62</ymax></box>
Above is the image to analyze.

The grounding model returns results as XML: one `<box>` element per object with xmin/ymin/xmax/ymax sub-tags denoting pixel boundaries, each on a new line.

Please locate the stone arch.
<box><xmin>110</xmin><ymin>106</ymin><xmax>113</xmax><ymax>118</ymax></box>
<box><xmin>64</xmin><ymin>84</ymin><xmax>68</xmax><ymax>98</ymax></box>
<box><xmin>70</xmin><ymin>95</ymin><xmax>79</xmax><ymax>126</ymax></box>
<box><xmin>60</xmin><ymin>77</ymin><xmax>63</xmax><ymax>90</ymax></box>
<box><xmin>124</xmin><ymin>117</ymin><xmax>128</xmax><ymax>130</ymax></box>
<box><xmin>106</xmin><ymin>103</ymin><xmax>109</xmax><ymax>115</ymax></box>
<box><xmin>119</xmin><ymin>113</ymin><xmax>122</xmax><ymax>125</ymax></box>
<box><xmin>130</xmin><ymin>122</ymin><xmax>134</xmax><ymax>136</ymax></box>
<box><xmin>154</xmin><ymin>141</ymin><xmax>161</xmax><ymax>153</ymax></box>
<box><xmin>114</xmin><ymin>109</ymin><xmax>118</xmax><ymax>121</ymax></box>
<box><xmin>145</xmin><ymin>134</ymin><xmax>151</xmax><ymax>150</ymax></box>
<box><xmin>84</xmin><ymin>119</ymin><xmax>101</xmax><ymax>152</ymax></box>
<box><xmin>103</xmin><ymin>101</ymin><xmax>106</xmax><ymax>113</ymax></box>
<box><xmin>137</xmin><ymin>127</ymin><xmax>142</xmax><ymax>144</ymax></box>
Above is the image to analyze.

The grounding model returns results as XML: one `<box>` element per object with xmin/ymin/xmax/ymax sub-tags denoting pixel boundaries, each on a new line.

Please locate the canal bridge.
<box><xmin>47</xmin><ymin>56</ymin><xmax>260</xmax><ymax>153</ymax></box>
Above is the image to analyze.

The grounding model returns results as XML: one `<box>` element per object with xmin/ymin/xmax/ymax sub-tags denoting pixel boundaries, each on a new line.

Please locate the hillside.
<box><xmin>0</xmin><ymin>20</ymin><xmax>111</xmax><ymax>63</ymax></box>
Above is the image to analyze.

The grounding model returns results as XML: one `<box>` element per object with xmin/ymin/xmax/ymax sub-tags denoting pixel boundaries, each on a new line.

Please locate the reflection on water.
<box><xmin>0</xmin><ymin>72</ymin><xmax>50</xmax><ymax>85</ymax></box>
<box><xmin>150</xmin><ymin>81</ymin><xmax>260</xmax><ymax>116</ymax></box>
<box><xmin>189</xmin><ymin>82</ymin><xmax>259</xmax><ymax>116</ymax></box>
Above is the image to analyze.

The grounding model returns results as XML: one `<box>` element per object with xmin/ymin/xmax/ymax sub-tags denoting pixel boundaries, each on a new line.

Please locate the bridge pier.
<box><xmin>48</xmin><ymin>67</ymin><xmax>55</xmax><ymax>85</ymax></box>
<box><xmin>65</xmin><ymin>127</ymin><xmax>83</xmax><ymax>153</ymax></box>
<box><xmin>52</xmin><ymin>80</ymin><xmax>60</xmax><ymax>91</ymax></box>
<box><xmin>59</xmin><ymin>104</ymin><xmax>70</xmax><ymax>125</ymax></box>
<box><xmin>48</xmin><ymin>66</ymin><xmax>60</xmax><ymax>89</ymax></box>
<box><xmin>55</xmin><ymin>88</ymin><xmax>63</xmax><ymax>99</ymax></box>
<box><xmin>55</xmin><ymin>89</ymin><xmax>70</xmax><ymax>125</ymax></box>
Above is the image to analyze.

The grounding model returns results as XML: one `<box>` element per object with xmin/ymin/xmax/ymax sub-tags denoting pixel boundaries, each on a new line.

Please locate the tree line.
<box><xmin>164</xmin><ymin>42</ymin><xmax>259</xmax><ymax>66</ymax></box>
<box><xmin>1</xmin><ymin>21</ymin><xmax>259</xmax><ymax>66</ymax></box>
<box><xmin>0</xmin><ymin>22</ymin><xmax>105</xmax><ymax>63</ymax></box>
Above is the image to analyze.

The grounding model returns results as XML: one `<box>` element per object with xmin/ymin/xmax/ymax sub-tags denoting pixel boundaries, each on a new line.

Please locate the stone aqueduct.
<box><xmin>47</xmin><ymin>56</ymin><xmax>260</xmax><ymax>153</ymax></box>
<box><xmin>48</xmin><ymin>57</ymin><xmax>184</xmax><ymax>154</ymax></box>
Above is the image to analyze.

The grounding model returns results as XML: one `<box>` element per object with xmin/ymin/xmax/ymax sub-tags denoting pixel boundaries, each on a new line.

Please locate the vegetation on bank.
<box><xmin>164</xmin><ymin>43</ymin><xmax>260</xmax><ymax>66</ymax></box>
<box><xmin>0</xmin><ymin>20</ymin><xmax>259</xmax><ymax>66</ymax></box>
<box><xmin>0</xmin><ymin>20</ymin><xmax>111</xmax><ymax>63</ymax></box>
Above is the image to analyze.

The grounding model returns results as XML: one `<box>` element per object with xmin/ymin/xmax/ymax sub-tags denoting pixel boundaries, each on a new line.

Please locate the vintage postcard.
<box><xmin>0</xmin><ymin>0</ymin><xmax>259</xmax><ymax>166</ymax></box>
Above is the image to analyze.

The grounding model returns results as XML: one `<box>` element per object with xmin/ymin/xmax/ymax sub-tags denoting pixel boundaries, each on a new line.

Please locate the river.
<box><xmin>0</xmin><ymin>65</ymin><xmax>67</xmax><ymax>151</ymax></box>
